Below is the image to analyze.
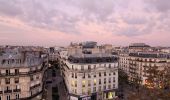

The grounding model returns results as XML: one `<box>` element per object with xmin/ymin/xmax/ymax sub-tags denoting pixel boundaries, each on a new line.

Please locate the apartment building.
<box><xmin>118</xmin><ymin>53</ymin><xmax>129</xmax><ymax>75</ymax></box>
<box><xmin>59</xmin><ymin>42</ymin><xmax>118</xmax><ymax>100</ymax></box>
<box><xmin>0</xmin><ymin>47</ymin><xmax>48</xmax><ymax>100</ymax></box>
<box><xmin>119</xmin><ymin>51</ymin><xmax>170</xmax><ymax>87</ymax></box>
<box><xmin>48</xmin><ymin>47</ymin><xmax>59</xmax><ymax>62</ymax></box>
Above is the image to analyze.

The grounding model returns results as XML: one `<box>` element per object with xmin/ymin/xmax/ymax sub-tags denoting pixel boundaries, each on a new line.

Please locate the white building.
<box><xmin>119</xmin><ymin>51</ymin><xmax>170</xmax><ymax>87</ymax></box>
<box><xmin>60</xmin><ymin>52</ymin><xmax>118</xmax><ymax>100</ymax></box>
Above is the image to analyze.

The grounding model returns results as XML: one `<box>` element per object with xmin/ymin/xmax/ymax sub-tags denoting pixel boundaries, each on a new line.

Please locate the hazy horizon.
<box><xmin>0</xmin><ymin>0</ymin><xmax>170</xmax><ymax>46</ymax></box>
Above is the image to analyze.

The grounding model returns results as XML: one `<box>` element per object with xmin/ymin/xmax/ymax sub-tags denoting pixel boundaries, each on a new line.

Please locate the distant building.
<box><xmin>129</xmin><ymin>43</ymin><xmax>150</xmax><ymax>48</ymax></box>
<box><xmin>48</xmin><ymin>47</ymin><xmax>59</xmax><ymax>62</ymax></box>
<box><xmin>161</xmin><ymin>48</ymin><xmax>170</xmax><ymax>53</ymax></box>
<box><xmin>129</xmin><ymin>43</ymin><xmax>151</xmax><ymax>52</ymax></box>
<box><xmin>81</xmin><ymin>41</ymin><xmax>97</xmax><ymax>49</ymax></box>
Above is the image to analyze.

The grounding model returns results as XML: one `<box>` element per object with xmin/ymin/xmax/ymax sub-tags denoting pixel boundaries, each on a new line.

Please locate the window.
<box><xmin>88</xmin><ymin>80</ymin><xmax>91</xmax><ymax>86</ymax></box>
<box><xmin>113</xmin><ymin>72</ymin><xmax>116</xmax><ymax>75</ymax></box>
<box><xmin>16</xmin><ymin>85</ymin><xmax>20</xmax><ymax>90</ymax></box>
<box><xmin>99</xmin><ymin>72</ymin><xmax>101</xmax><ymax>77</ymax></box>
<box><xmin>16</xmin><ymin>94</ymin><xmax>19</xmax><ymax>99</ymax></box>
<box><xmin>109</xmin><ymin>73</ymin><xmax>111</xmax><ymax>76</ymax></box>
<box><xmin>7</xmin><ymin>60</ymin><xmax>10</xmax><ymax>64</ymax></box>
<box><xmin>94</xmin><ymin>74</ymin><xmax>96</xmax><ymax>78</ymax></box>
<box><xmin>82</xmin><ymin>88</ymin><xmax>85</xmax><ymax>94</ymax></box>
<box><xmin>109</xmin><ymin>64</ymin><xmax>111</xmax><ymax>68</ymax></box>
<box><xmin>82</xmin><ymin>73</ymin><xmax>85</xmax><ymax>78</ymax></box>
<box><xmin>94</xmin><ymin>65</ymin><xmax>96</xmax><ymax>69</ymax></box>
<box><xmin>15</xmin><ymin>69</ymin><xmax>19</xmax><ymax>75</ymax></box>
<box><xmin>71</xmin><ymin>80</ymin><xmax>75</xmax><ymax>87</ymax></box>
<box><xmin>75</xmin><ymin>73</ymin><xmax>77</xmax><ymax>78</ymax></box>
<box><xmin>72</xmin><ymin>65</ymin><xmax>74</xmax><ymax>70</ymax></box>
<box><xmin>104</xmin><ymin>78</ymin><xmax>106</xmax><ymax>84</ymax></box>
<box><xmin>93</xmin><ymin>87</ymin><xmax>96</xmax><ymax>92</ymax></box>
<box><xmin>82</xmin><ymin>80</ymin><xmax>86</xmax><ymax>87</ymax></box>
<box><xmin>88</xmin><ymin>65</ymin><xmax>91</xmax><ymax>70</ymax></box>
<box><xmin>72</xmin><ymin>73</ymin><xmax>74</xmax><ymax>78</ymax></box>
<box><xmin>75</xmin><ymin>81</ymin><xmax>77</xmax><ymax>87</ymax></box>
<box><xmin>81</xmin><ymin>66</ymin><xmax>84</xmax><ymax>71</ymax></box>
<box><xmin>109</xmin><ymin>78</ymin><xmax>111</xmax><ymax>83</ymax></box>
<box><xmin>6</xmin><ymin>86</ymin><xmax>9</xmax><ymax>91</ymax></box>
<box><xmin>6</xmin><ymin>70</ymin><xmax>10</xmax><ymax>75</ymax></box>
<box><xmin>98</xmin><ymin>86</ymin><xmax>101</xmax><ymax>91</ymax></box>
<box><xmin>30</xmin><ymin>75</ymin><xmax>34</xmax><ymax>81</ymax></box>
<box><xmin>14</xmin><ymin>78</ymin><xmax>19</xmax><ymax>83</ymax></box>
<box><xmin>113</xmin><ymin>84</ymin><xmax>115</xmax><ymax>88</ymax></box>
<box><xmin>104</xmin><ymin>72</ymin><xmax>106</xmax><ymax>76</ymax></box>
<box><xmin>108</xmin><ymin>85</ymin><xmax>111</xmax><ymax>89</ymax></box>
<box><xmin>113</xmin><ymin>77</ymin><xmax>115</xmax><ymax>82</ymax></box>
<box><xmin>99</xmin><ymin>79</ymin><xmax>101</xmax><ymax>85</ymax></box>
<box><xmin>36</xmin><ymin>75</ymin><xmax>39</xmax><ymax>79</ymax></box>
<box><xmin>94</xmin><ymin>79</ymin><xmax>96</xmax><ymax>85</ymax></box>
<box><xmin>7</xmin><ymin>95</ymin><xmax>10</xmax><ymax>100</ymax></box>
<box><xmin>88</xmin><ymin>74</ymin><xmax>91</xmax><ymax>78</ymax></box>
<box><xmin>5</xmin><ymin>78</ymin><xmax>10</xmax><ymax>84</ymax></box>
<box><xmin>88</xmin><ymin>88</ymin><xmax>91</xmax><ymax>95</ymax></box>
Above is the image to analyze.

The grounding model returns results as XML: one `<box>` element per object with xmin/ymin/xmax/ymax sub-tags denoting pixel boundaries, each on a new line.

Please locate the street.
<box><xmin>45</xmin><ymin>67</ymin><xmax>68</xmax><ymax>100</ymax></box>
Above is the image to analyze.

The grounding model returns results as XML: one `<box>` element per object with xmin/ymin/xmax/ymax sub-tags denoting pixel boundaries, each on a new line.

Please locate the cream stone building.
<box><xmin>119</xmin><ymin>51</ymin><xmax>170</xmax><ymax>87</ymax></box>
<box><xmin>0</xmin><ymin>47</ymin><xmax>48</xmax><ymax>100</ymax></box>
<box><xmin>59</xmin><ymin>42</ymin><xmax>118</xmax><ymax>100</ymax></box>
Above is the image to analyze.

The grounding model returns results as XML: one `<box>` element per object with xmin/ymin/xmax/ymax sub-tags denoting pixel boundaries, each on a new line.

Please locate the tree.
<box><xmin>145</xmin><ymin>66</ymin><xmax>159</xmax><ymax>88</ymax></box>
<box><xmin>118</xmin><ymin>69</ymin><xmax>128</xmax><ymax>85</ymax></box>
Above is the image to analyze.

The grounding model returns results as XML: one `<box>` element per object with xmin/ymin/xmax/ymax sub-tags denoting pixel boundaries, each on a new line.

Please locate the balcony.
<box><xmin>15</xmin><ymin>80</ymin><xmax>19</xmax><ymax>84</ymax></box>
<box><xmin>129</xmin><ymin>67</ymin><xmax>136</xmax><ymax>70</ymax></box>
<box><xmin>0</xmin><ymin>91</ymin><xmax>3</xmax><ymax>94</ymax></box>
<box><xmin>0</xmin><ymin>66</ymin><xmax>47</xmax><ymax>77</ymax></box>
<box><xmin>4</xmin><ymin>90</ymin><xmax>12</xmax><ymax>93</ymax></box>
<box><xmin>5</xmin><ymin>82</ymin><xmax>10</xmax><ymax>84</ymax></box>
<box><xmin>13</xmin><ymin>89</ymin><xmax>21</xmax><ymax>92</ymax></box>
<box><xmin>30</xmin><ymin>84</ymin><xmax>41</xmax><ymax>90</ymax></box>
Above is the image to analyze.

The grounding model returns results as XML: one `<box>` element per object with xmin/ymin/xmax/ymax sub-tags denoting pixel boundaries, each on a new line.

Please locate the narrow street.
<box><xmin>53</xmin><ymin>68</ymin><xmax>68</xmax><ymax>100</ymax></box>
<box><xmin>45</xmin><ymin>67</ymin><xmax>68</xmax><ymax>100</ymax></box>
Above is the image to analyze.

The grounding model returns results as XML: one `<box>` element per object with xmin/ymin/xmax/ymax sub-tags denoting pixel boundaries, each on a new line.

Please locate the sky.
<box><xmin>0</xmin><ymin>0</ymin><xmax>170</xmax><ymax>46</ymax></box>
